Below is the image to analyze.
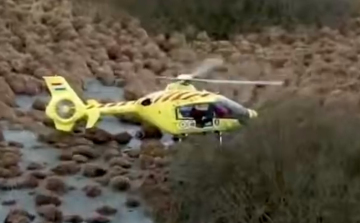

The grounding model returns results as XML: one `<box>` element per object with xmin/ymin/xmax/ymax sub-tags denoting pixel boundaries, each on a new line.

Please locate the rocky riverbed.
<box><xmin>0</xmin><ymin>79</ymin><xmax>173</xmax><ymax>223</ymax></box>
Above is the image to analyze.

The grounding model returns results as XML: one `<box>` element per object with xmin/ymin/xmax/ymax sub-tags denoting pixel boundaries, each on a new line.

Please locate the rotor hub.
<box><xmin>55</xmin><ymin>99</ymin><xmax>76</xmax><ymax>119</ymax></box>
<box><xmin>177</xmin><ymin>74</ymin><xmax>193</xmax><ymax>80</ymax></box>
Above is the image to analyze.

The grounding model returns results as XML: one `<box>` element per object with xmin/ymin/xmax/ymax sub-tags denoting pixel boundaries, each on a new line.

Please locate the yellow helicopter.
<box><xmin>43</xmin><ymin>59</ymin><xmax>284</xmax><ymax>144</ymax></box>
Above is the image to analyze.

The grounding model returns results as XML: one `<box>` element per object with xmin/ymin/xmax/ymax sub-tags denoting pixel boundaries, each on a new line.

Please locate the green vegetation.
<box><xmin>119</xmin><ymin>0</ymin><xmax>359</xmax><ymax>39</ymax></box>
<box><xmin>156</xmin><ymin>96</ymin><xmax>360</xmax><ymax>223</ymax></box>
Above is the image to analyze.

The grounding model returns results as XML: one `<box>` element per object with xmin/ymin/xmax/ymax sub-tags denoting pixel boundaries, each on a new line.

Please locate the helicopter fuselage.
<box><xmin>113</xmin><ymin>87</ymin><xmax>257</xmax><ymax>136</ymax></box>
<box><xmin>43</xmin><ymin>76</ymin><xmax>258</xmax><ymax>135</ymax></box>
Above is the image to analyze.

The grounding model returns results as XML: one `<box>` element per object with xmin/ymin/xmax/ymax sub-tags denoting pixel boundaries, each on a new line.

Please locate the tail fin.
<box><xmin>43</xmin><ymin>76</ymin><xmax>100</xmax><ymax>132</ymax></box>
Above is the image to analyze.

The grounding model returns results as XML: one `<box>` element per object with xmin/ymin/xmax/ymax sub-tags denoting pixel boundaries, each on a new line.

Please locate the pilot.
<box><xmin>190</xmin><ymin>104</ymin><xmax>215</xmax><ymax>127</ymax></box>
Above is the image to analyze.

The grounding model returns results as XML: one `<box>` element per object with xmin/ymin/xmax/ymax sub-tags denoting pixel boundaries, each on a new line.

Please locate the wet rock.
<box><xmin>37</xmin><ymin>204</ymin><xmax>63</xmax><ymax>222</ymax></box>
<box><xmin>115</xmin><ymin>78</ymin><xmax>126</xmax><ymax>87</ymax></box>
<box><xmin>6</xmin><ymin>73</ymin><xmax>42</xmax><ymax>95</ymax></box>
<box><xmin>64</xmin><ymin>215</ymin><xmax>84</xmax><ymax>223</ymax></box>
<box><xmin>1</xmin><ymin>152</ymin><xmax>21</xmax><ymax>167</ymax></box>
<box><xmin>139</xmin><ymin>154</ymin><xmax>155</xmax><ymax>170</ymax></box>
<box><xmin>51</xmin><ymin>161</ymin><xmax>80</xmax><ymax>175</ymax></box>
<box><xmin>28</xmin><ymin>109</ymin><xmax>46</xmax><ymax>122</ymax></box>
<box><xmin>95</xmin><ymin>64</ymin><xmax>115</xmax><ymax>86</ymax></box>
<box><xmin>0</xmin><ymin>166</ymin><xmax>21</xmax><ymax>178</ymax></box>
<box><xmin>12</xmin><ymin>116</ymin><xmax>36</xmax><ymax>130</ymax></box>
<box><xmin>32</xmin><ymin>98</ymin><xmax>48</xmax><ymax>111</ymax></box>
<box><xmin>96</xmin><ymin>205</ymin><xmax>117</xmax><ymax>216</ymax></box>
<box><xmin>154</xmin><ymin>156</ymin><xmax>170</xmax><ymax>168</ymax></box>
<box><xmin>9</xmin><ymin>166</ymin><xmax>22</xmax><ymax>179</ymax></box>
<box><xmin>109</xmin><ymin>157</ymin><xmax>132</xmax><ymax>168</ymax></box>
<box><xmin>43</xmin><ymin>117</ymin><xmax>55</xmax><ymax>128</ymax></box>
<box><xmin>113</xmin><ymin>132</ymin><xmax>132</xmax><ymax>144</ymax></box>
<box><xmin>0</xmin><ymin>101</ymin><xmax>16</xmax><ymax>120</ymax></box>
<box><xmin>72</xmin><ymin>154</ymin><xmax>88</xmax><ymax>163</ymax></box>
<box><xmin>35</xmin><ymin>192</ymin><xmax>62</xmax><ymax>206</ymax></box>
<box><xmin>0</xmin><ymin>181</ymin><xmax>22</xmax><ymax>191</ymax></box>
<box><xmin>4</xmin><ymin>209</ymin><xmax>35</xmax><ymax>223</ymax></box>
<box><xmin>125</xmin><ymin>196</ymin><xmax>141</xmax><ymax>208</ymax></box>
<box><xmin>0</xmin><ymin>129</ymin><xmax>4</xmax><ymax>141</ymax></box>
<box><xmin>103</xmin><ymin>149</ymin><xmax>120</xmax><ymax>161</ymax></box>
<box><xmin>140</xmin><ymin>140</ymin><xmax>167</xmax><ymax>158</ymax></box>
<box><xmin>84</xmin><ymin>128</ymin><xmax>113</xmax><ymax>144</ymax></box>
<box><xmin>94</xmin><ymin>175</ymin><xmax>110</xmax><ymax>186</ymax></box>
<box><xmin>27</xmin><ymin>162</ymin><xmax>44</xmax><ymax>170</ymax></box>
<box><xmin>8</xmin><ymin>141</ymin><xmax>24</xmax><ymax>148</ymax></box>
<box><xmin>107</xmin><ymin>166</ymin><xmax>129</xmax><ymax>177</ymax></box>
<box><xmin>45</xmin><ymin>177</ymin><xmax>67</xmax><ymax>194</ymax></box>
<box><xmin>106</xmin><ymin>140</ymin><xmax>119</xmax><ymax>149</ymax></box>
<box><xmin>85</xmin><ymin>215</ymin><xmax>110</xmax><ymax>223</ymax></box>
<box><xmin>31</xmin><ymin>171</ymin><xmax>49</xmax><ymax>180</ymax></box>
<box><xmin>83</xmin><ymin>163</ymin><xmax>107</xmax><ymax>178</ymax></box>
<box><xmin>71</xmin><ymin>145</ymin><xmax>99</xmax><ymax>159</ymax></box>
<box><xmin>58</xmin><ymin>151</ymin><xmax>73</xmax><ymax>161</ymax></box>
<box><xmin>116</xmin><ymin>113</ymin><xmax>142</xmax><ymax>125</ymax></box>
<box><xmin>39</xmin><ymin>132</ymin><xmax>93</xmax><ymax>146</ymax></box>
<box><xmin>141</xmin><ymin>125</ymin><xmax>162</xmax><ymax>139</ymax></box>
<box><xmin>124</xmin><ymin>149</ymin><xmax>140</xmax><ymax>158</ymax></box>
<box><xmin>0</xmin><ymin>76</ymin><xmax>16</xmax><ymax>106</ymax></box>
<box><xmin>2</xmin><ymin>199</ymin><xmax>16</xmax><ymax>206</ymax></box>
<box><xmin>123</xmin><ymin>88</ymin><xmax>139</xmax><ymax>101</ymax></box>
<box><xmin>127</xmin><ymin>170</ymin><xmax>144</xmax><ymax>181</ymax></box>
<box><xmin>15</xmin><ymin>109</ymin><xmax>27</xmax><ymax>117</ymax></box>
<box><xmin>109</xmin><ymin>176</ymin><xmax>131</xmax><ymax>191</ymax></box>
<box><xmin>82</xmin><ymin>184</ymin><xmax>102</xmax><ymax>198</ymax></box>
<box><xmin>22</xmin><ymin>174</ymin><xmax>40</xmax><ymax>188</ymax></box>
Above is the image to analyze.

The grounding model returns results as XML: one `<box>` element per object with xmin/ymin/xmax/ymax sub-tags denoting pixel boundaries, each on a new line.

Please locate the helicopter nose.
<box><xmin>237</xmin><ymin>109</ymin><xmax>258</xmax><ymax>125</ymax></box>
<box><xmin>247</xmin><ymin>109</ymin><xmax>258</xmax><ymax>118</ymax></box>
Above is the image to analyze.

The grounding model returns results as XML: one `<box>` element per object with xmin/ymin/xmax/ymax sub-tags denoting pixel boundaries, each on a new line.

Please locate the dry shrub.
<box><xmin>118</xmin><ymin>0</ymin><xmax>359</xmax><ymax>39</ymax></box>
<box><xmin>160</xmin><ymin>96</ymin><xmax>360</xmax><ymax>223</ymax></box>
<box><xmin>71</xmin><ymin>0</ymin><xmax>137</xmax><ymax>25</ymax></box>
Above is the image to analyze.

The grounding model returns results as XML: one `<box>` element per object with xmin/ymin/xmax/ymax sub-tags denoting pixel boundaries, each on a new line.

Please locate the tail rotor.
<box><xmin>43</xmin><ymin>76</ymin><xmax>100</xmax><ymax>132</ymax></box>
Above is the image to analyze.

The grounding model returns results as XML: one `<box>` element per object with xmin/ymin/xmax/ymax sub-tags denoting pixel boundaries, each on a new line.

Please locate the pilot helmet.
<box><xmin>195</xmin><ymin>104</ymin><xmax>208</xmax><ymax>110</ymax></box>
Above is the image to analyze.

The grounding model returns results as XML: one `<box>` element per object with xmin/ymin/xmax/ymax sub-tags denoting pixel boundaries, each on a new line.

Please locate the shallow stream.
<box><xmin>0</xmin><ymin>79</ymin><xmax>162</xmax><ymax>223</ymax></box>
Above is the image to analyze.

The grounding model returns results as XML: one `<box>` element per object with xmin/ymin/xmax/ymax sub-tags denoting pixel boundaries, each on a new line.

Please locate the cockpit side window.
<box><xmin>177</xmin><ymin>103</ymin><xmax>211</xmax><ymax>119</ymax></box>
<box><xmin>213</xmin><ymin>103</ymin><xmax>231</xmax><ymax>118</ymax></box>
<box><xmin>176</xmin><ymin>98</ymin><xmax>248</xmax><ymax>120</ymax></box>
<box><xmin>178</xmin><ymin>105</ymin><xmax>193</xmax><ymax>118</ymax></box>
<box><xmin>213</xmin><ymin>97</ymin><xmax>248</xmax><ymax>119</ymax></box>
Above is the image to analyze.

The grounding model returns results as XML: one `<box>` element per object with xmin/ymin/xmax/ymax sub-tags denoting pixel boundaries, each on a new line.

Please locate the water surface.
<box><xmin>0</xmin><ymin>79</ymin><xmax>155</xmax><ymax>223</ymax></box>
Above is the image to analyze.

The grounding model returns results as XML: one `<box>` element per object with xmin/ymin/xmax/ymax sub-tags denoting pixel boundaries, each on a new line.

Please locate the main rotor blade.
<box><xmin>189</xmin><ymin>78</ymin><xmax>284</xmax><ymax>86</ymax></box>
<box><xmin>155</xmin><ymin>76</ymin><xmax>284</xmax><ymax>86</ymax></box>
<box><xmin>156</xmin><ymin>76</ymin><xmax>184</xmax><ymax>81</ymax></box>
<box><xmin>190</xmin><ymin>58</ymin><xmax>224</xmax><ymax>78</ymax></box>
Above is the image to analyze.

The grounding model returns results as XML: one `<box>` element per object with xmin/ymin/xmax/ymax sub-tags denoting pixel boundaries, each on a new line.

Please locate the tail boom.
<box><xmin>96</xmin><ymin>101</ymin><xmax>137</xmax><ymax>114</ymax></box>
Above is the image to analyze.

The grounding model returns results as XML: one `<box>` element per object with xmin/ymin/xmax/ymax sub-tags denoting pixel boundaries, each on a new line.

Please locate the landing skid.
<box><xmin>215</xmin><ymin>131</ymin><xmax>223</xmax><ymax>146</ymax></box>
<box><xmin>173</xmin><ymin>132</ymin><xmax>223</xmax><ymax>146</ymax></box>
<box><xmin>203</xmin><ymin>131</ymin><xmax>223</xmax><ymax>146</ymax></box>
<box><xmin>173</xmin><ymin>134</ymin><xmax>188</xmax><ymax>142</ymax></box>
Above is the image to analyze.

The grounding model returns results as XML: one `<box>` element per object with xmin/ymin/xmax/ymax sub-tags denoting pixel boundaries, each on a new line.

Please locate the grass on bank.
<box><xmin>119</xmin><ymin>0</ymin><xmax>360</xmax><ymax>39</ymax></box>
<box><xmin>72</xmin><ymin>0</ymin><xmax>360</xmax><ymax>39</ymax></box>
<box><xmin>153</xmin><ymin>96</ymin><xmax>360</xmax><ymax>223</ymax></box>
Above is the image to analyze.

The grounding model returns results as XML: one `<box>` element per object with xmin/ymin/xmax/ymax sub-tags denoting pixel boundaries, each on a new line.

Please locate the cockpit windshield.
<box><xmin>212</xmin><ymin>97</ymin><xmax>248</xmax><ymax>118</ymax></box>
<box><xmin>177</xmin><ymin>97</ymin><xmax>249</xmax><ymax>120</ymax></box>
